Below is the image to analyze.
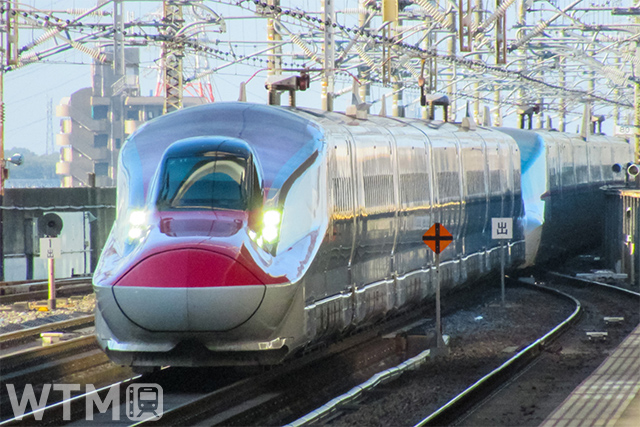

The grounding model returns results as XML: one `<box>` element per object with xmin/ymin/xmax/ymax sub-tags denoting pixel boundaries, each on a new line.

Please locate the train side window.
<box><xmin>329</xmin><ymin>142</ymin><xmax>354</xmax><ymax>218</ymax></box>
<box><xmin>332</xmin><ymin>177</ymin><xmax>353</xmax><ymax>215</ymax></box>
<box><xmin>560</xmin><ymin>143</ymin><xmax>575</xmax><ymax>187</ymax></box>
<box><xmin>437</xmin><ymin>171</ymin><xmax>460</xmax><ymax>202</ymax></box>
<box><xmin>400</xmin><ymin>172</ymin><xmax>429</xmax><ymax>207</ymax></box>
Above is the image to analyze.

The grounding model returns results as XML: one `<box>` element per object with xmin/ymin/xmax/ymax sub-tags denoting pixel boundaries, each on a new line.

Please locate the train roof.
<box><xmin>122</xmin><ymin>102</ymin><xmax>324</xmax><ymax>198</ymax></box>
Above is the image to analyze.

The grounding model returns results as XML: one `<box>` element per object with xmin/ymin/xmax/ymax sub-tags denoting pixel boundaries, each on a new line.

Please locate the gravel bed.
<box><xmin>0</xmin><ymin>294</ymin><xmax>95</xmax><ymax>333</ymax></box>
<box><xmin>324</xmin><ymin>285</ymin><xmax>575</xmax><ymax>426</ymax></box>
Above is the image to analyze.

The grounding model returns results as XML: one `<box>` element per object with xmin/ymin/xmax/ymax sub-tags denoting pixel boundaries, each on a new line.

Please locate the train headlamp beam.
<box><xmin>129</xmin><ymin>210</ymin><xmax>147</xmax><ymax>227</ymax></box>
<box><xmin>262</xmin><ymin>210</ymin><xmax>281</xmax><ymax>244</ymax></box>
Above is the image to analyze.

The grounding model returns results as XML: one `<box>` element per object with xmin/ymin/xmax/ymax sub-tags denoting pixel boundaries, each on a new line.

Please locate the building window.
<box><xmin>92</xmin><ymin>105</ymin><xmax>108</xmax><ymax>120</ymax></box>
<box><xmin>146</xmin><ymin>107</ymin><xmax>163</xmax><ymax>120</ymax></box>
<box><xmin>95</xmin><ymin>162</ymin><xmax>109</xmax><ymax>176</ymax></box>
<box><xmin>94</xmin><ymin>134</ymin><xmax>108</xmax><ymax>148</ymax></box>
<box><xmin>116</xmin><ymin>138</ymin><xmax>122</xmax><ymax>149</ymax></box>
<box><xmin>126</xmin><ymin>107</ymin><xmax>140</xmax><ymax>120</ymax></box>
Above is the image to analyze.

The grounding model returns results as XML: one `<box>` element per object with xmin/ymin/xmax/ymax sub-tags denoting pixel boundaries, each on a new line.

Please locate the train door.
<box><xmin>386</xmin><ymin>123</ymin><xmax>434</xmax><ymax>277</ymax></box>
<box><xmin>454</xmin><ymin>131</ymin><xmax>488</xmax><ymax>260</ymax></box>
<box><xmin>587</xmin><ymin>142</ymin><xmax>602</xmax><ymax>184</ymax></box>
<box><xmin>322</xmin><ymin>131</ymin><xmax>357</xmax><ymax>299</ymax></box>
<box><xmin>349</xmin><ymin>123</ymin><xmax>396</xmax><ymax>288</ymax></box>
<box><xmin>430</xmin><ymin>132</ymin><xmax>462</xmax><ymax>278</ymax></box>
<box><xmin>558</xmin><ymin>133</ymin><xmax>576</xmax><ymax>194</ymax></box>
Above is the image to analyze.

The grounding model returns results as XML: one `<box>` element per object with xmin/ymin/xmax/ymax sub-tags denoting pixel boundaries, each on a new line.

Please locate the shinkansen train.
<box><xmin>92</xmin><ymin>102</ymin><xmax>632</xmax><ymax>368</ymax></box>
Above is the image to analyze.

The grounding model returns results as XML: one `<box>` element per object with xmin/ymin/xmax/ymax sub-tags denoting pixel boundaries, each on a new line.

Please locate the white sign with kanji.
<box><xmin>492</xmin><ymin>218</ymin><xmax>513</xmax><ymax>240</ymax></box>
<box><xmin>40</xmin><ymin>237</ymin><xmax>62</xmax><ymax>259</ymax></box>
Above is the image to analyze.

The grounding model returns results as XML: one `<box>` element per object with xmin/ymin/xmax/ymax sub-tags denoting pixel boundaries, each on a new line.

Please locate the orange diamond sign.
<box><xmin>423</xmin><ymin>223</ymin><xmax>453</xmax><ymax>254</ymax></box>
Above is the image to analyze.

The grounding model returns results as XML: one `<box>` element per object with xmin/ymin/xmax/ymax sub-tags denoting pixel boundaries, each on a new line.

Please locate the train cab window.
<box><xmin>156</xmin><ymin>154</ymin><xmax>249</xmax><ymax>211</ymax></box>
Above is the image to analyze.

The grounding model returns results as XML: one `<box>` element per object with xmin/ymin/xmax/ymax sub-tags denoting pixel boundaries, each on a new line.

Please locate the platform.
<box><xmin>540</xmin><ymin>323</ymin><xmax>640</xmax><ymax>427</ymax></box>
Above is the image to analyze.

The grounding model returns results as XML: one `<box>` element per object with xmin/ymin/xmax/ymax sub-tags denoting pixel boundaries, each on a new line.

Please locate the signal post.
<box><xmin>423</xmin><ymin>223</ymin><xmax>453</xmax><ymax>356</ymax></box>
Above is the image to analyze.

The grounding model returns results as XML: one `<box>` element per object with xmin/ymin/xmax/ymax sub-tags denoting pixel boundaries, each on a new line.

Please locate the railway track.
<box><xmin>440</xmin><ymin>272</ymin><xmax>639</xmax><ymax>427</ymax></box>
<box><xmin>311</xmin><ymin>271</ymin><xmax>637</xmax><ymax>427</ymax></box>
<box><xmin>0</xmin><ymin>277</ymin><xmax>93</xmax><ymax>304</ymax></box>
<box><xmin>0</xmin><ymin>315</ymin><xmax>94</xmax><ymax>350</ymax></box>
<box><xmin>3</xmin><ymin>271</ymin><xmax>635</xmax><ymax>426</ymax></box>
<box><xmin>0</xmin><ymin>314</ymin><xmax>138</xmax><ymax>421</ymax></box>
<box><xmin>1</xmin><ymin>304</ymin><xmax>424</xmax><ymax>426</ymax></box>
<box><xmin>0</xmin><ymin>336</ymin><xmax>114</xmax><ymax>423</ymax></box>
<box><xmin>0</xmin><ymin>277</ymin><xmax>565</xmax><ymax>426</ymax></box>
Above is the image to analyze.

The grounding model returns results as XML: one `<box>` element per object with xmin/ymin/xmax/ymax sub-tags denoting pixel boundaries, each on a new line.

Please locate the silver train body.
<box><xmin>93</xmin><ymin>102</ymin><xmax>632</xmax><ymax>367</ymax></box>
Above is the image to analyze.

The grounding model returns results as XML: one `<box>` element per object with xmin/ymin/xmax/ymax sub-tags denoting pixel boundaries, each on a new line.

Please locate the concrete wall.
<box><xmin>2</xmin><ymin>187</ymin><xmax>116</xmax><ymax>281</ymax></box>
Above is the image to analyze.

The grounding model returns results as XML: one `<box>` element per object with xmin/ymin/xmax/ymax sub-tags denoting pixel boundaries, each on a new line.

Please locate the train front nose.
<box><xmin>112</xmin><ymin>248</ymin><xmax>266</xmax><ymax>332</ymax></box>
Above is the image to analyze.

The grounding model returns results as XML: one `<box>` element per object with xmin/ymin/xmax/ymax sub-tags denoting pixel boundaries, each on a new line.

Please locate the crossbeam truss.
<box><xmin>1</xmin><ymin>1</ymin><xmax>638</xmax><ymax>145</ymax></box>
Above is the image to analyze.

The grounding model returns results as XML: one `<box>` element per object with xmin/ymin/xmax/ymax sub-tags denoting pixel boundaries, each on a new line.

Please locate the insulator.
<box><xmin>354</xmin><ymin>44</ymin><xmax>376</xmax><ymax>68</ymax></box>
<box><xmin>622</xmin><ymin>52</ymin><xmax>640</xmax><ymax>69</ymax></box>
<box><xmin>23</xmin><ymin>28</ymin><xmax>60</xmax><ymax>51</ymax></box>
<box><xmin>340</xmin><ymin>8</ymin><xmax>373</xmax><ymax>15</ymax></box>
<box><xmin>514</xmin><ymin>20</ymin><xmax>549</xmax><ymax>48</ymax></box>
<box><xmin>476</xmin><ymin>0</ymin><xmax>517</xmax><ymax>34</ymax></box>
<box><xmin>414</xmin><ymin>0</ymin><xmax>453</xmax><ymax>31</ymax></box>
<box><xmin>71</xmin><ymin>42</ymin><xmax>106</xmax><ymax>62</ymax></box>
<box><xmin>290</xmin><ymin>34</ymin><xmax>321</xmax><ymax>63</ymax></box>
<box><xmin>398</xmin><ymin>57</ymin><xmax>421</xmax><ymax>79</ymax></box>
<box><xmin>66</xmin><ymin>8</ymin><xmax>111</xmax><ymax>16</ymax></box>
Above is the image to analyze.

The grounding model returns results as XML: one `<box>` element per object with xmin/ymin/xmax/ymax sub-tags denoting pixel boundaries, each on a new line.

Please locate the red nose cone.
<box><xmin>115</xmin><ymin>248</ymin><xmax>263</xmax><ymax>288</ymax></box>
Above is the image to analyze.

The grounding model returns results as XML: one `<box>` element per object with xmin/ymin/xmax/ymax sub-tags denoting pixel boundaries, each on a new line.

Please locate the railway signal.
<box><xmin>39</xmin><ymin>213</ymin><xmax>64</xmax><ymax>311</ymax></box>
<box><xmin>423</xmin><ymin>223</ymin><xmax>453</xmax><ymax>355</ymax></box>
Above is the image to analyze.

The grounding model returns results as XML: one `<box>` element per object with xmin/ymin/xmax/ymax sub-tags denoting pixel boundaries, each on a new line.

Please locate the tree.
<box><xmin>4</xmin><ymin>147</ymin><xmax>58</xmax><ymax>180</ymax></box>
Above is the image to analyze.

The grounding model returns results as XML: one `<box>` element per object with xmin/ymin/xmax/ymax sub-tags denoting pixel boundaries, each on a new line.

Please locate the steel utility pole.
<box><xmin>0</xmin><ymin>0</ymin><xmax>18</xmax><ymax>281</ymax></box>
<box><xmin>163</xmin><ymin>1</ymin><xmax>184</xmax><ymax>114</ymax></box>
<box><xmin>635</xmin><ymin>41</ymin><xmax>640</xmax><ymax>165</ymax></box>
<box><xmin>322</xmin><ymin>0</ymin><xmax>335</xmax><ymax>111</ymax></box>
<box><xmin>110</xmin><ymin>0</ymin><xmax>126</xmax><ymax>187</ymax></box>
<box><xmin>267</xmin><ymin>0</ymin><xmax>282</xmax><ymax>105</ymax></box>
<box><xmin>0</xmin><ymin>48</ymin><xmax>4</xmax><ymax>282</ymax></box>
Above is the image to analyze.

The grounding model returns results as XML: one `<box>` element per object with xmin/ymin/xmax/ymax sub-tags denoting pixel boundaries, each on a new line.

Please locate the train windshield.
<box><xmin>156</xmin><ymin>153</ymin><xmax>249</xmax><ymax>211</ymax></box>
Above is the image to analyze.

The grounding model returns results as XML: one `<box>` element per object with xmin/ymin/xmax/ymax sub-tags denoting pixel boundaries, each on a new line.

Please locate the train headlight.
<box><xmin>127</xmin><ymin>210</ymin><xmax>148</xmax><ymax>242</ymax></box>
<box><xmin>128</xmin><ymin>227</ymin><xmax>143</xmax><ymax>240</ymax></box>
<box><xmin>262</xmin><ymin>226</ymin><xmax>279</xmax><ymax>243</ymax></box>
<box><xmin>263</xmin><ymin>210</ymin><xmax>281</xmax><ymax>227</ymax></box>
<box><xmin>262</xmin><ymin>209</ymin><xmax>281</xmax><ymax>244</ymax></box>
<box><xmin>129</xmin><ymin>210</ymin><xmax>147</xmax><ymax>226</ymax></box>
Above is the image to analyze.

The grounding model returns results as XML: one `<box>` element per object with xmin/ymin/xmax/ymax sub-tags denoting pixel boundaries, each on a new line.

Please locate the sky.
<box><xmin>3</xmin><ymin>0</ymin><xmax>299</xmax><ymax>155</ymax></box>
<box><xmin>3</xmin><ymin>0</ymin><xmax>365</xmax><ymax>156</ymax></box>
<box><xmin>3</xmin><ymin>0</ymin><xmax>633</xmax><ymax>157</ymax></box>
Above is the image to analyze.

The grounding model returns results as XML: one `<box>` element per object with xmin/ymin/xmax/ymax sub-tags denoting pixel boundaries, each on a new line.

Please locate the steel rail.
<box><xmin>413</xmin><ymin>275</ymin><xmax>639</xmax><ymax>427</ymax></box>
<box><xmin>0</xmin><ymin>283</ymin><xmax>93</xmax><ymax>304</ymax></box>
<box><xmin>286</xmin><ymin>344</ymin><xmax>441</xmax><ymax>426</ymax></box>
<box><xmin>134</xmin><ymin>307</ymin><xmax>430</xmax><ymax>426</ymax></box>
<box><xmin>548</xmin><ymin>271</ymin><xmax>640</xmax><ymax>297</ymax></box>
<box><xmin>0</xmin><ymin>276</ymin><xmax>90</xmax><ymax>289</ymax></box>
<box><xmin>285</xmin><ymin>279</ymin><xmax>581</xmax><ymax>427</ymax></box>
<box><xmin>0</xmin><ymin>335</ymin><xmax>101</xmax><ymax>383</ymax></box>
<box><xmin>0</xmin><ymin>334</ymin><xmax>111</xmax><ymax>423</ymax></box>
<box><xmin>0</xmin><ymin>376</ymin><xmax>140</xmax><ymax>427</ymax></box>
<box><xmin>0</xmin><ymin>314</ymin><xmax>94</xmax><ymax>349</ymax></box>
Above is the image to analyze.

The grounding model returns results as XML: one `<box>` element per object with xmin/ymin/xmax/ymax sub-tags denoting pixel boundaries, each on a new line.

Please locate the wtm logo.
<box><xmin>5</xmin><ymin>383</ymin><xmax>163</xmax><ymax>421</ymax></box>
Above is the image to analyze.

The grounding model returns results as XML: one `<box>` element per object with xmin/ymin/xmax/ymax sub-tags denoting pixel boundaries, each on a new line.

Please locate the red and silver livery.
<box><xmin>93</xmin><ymin>102</ymin><xmax>631</xmax><ymax>368</ymax></box>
